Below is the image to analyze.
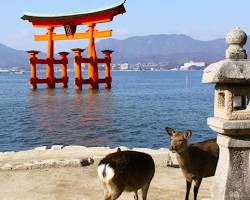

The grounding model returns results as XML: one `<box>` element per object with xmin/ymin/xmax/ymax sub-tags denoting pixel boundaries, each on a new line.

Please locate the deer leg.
<box><xmin>110</xmin><ymin>190</ymin><xmax>123</xmax><ymax>200</ymax></box>
<box><xmin>133</xmin><ymin>190</ymin><xmax>138</xmax><ymax>200</ymax></box>
<box><xmin>103</xmin><ymin>183</ymin><xmax>111</xmax><ymax>200</ymax></box>
<box><xmin>109</xmin><ymin>182</ymin><xmax>124</xmax><ymax>200</ymax></box>
<box><xmin>193</xmin><ymin>179</ymin><xmax>202</xmax><ymax>200</ymax></box>
<box><xmin>185</xmin><ymin>180</ymin><xmax>192</xmax><ymax>200</ymax></box>
<box><xmin>103</xmin><ymin>189</ymin><xmax>111</xmax><ymax>200</ymax></box>
<box><xmin>104</xmin><ymin>193</ymin><xmax>111</xmax><ymax>200</ymax></box>
<box><xmin>141</xmin><ymin>182</ymin><xmax>151</xmax><ymax>200</ymax></box>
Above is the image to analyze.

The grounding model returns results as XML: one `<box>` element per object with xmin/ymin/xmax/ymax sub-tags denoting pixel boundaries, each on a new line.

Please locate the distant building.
<box><xmin>111</xmin><ymin>64</ymin><xmax>120</xmax><ymax>70</ymax></box>
<box><xmin>134</xmin><ymin>63</ymin><xmax>142</xmax><ymax>71</ymax></box>
<box><xmin>120</xmin><ymin>63</ymin><xmax>130</xmax><ymax>70</ymax></box>
<box><xmin>179</xmin><ymin>61</ymin><xmax>206</xmax><ymax>70</ymax></box>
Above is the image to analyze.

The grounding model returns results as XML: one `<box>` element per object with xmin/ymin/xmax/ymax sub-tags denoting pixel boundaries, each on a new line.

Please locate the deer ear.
<box><xmin>165</xmin><ymin>127</ymin><xmax>174</xmax><ymax>136</ymax></box>
<box><xmin>184</xmin><ymin>130</ymin><xmax>192</xmax><ymax>139</ymax></box>
<box><xmin>117</xmin><ymin>147</ymin><xmax>121</xmax><ymax>152</ymax></box>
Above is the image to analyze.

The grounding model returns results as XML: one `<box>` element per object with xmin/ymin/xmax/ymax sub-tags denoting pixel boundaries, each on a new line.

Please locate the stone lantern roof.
<box><xmin>202</xmin><ymin>27</ymin><xmax>250</xmax><ymax>84</ymax></box>
<box><xmin>202</xmin><ymin>60</ymin><xmax>250</xmax><ymax>84</ymax></box>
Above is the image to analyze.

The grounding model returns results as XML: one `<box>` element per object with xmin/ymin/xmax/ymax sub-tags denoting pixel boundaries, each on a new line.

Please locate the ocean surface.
<box><xmin>0</xmin><ymin>71</ymin><xmax>216</xmax><ymax>152</ymax></box>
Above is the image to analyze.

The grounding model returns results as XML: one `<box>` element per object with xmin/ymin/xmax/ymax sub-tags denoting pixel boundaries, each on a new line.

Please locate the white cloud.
<box><xmin>113</xmin><ymin>28</ymin><xmax>129</xmax><ymax>39</ymax></box>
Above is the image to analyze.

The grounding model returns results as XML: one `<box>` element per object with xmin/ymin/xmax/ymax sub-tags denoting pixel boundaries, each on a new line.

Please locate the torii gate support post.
<box><xmin>58</xmin><ymin>52</ymin><xmax>69</xmax><ymax>88</ymax></box>
<box><xmin>46</xmin><ymin>27</ymin><xmax>55</xmax><ymax>88</ymax></box>
<box><xmin>28</xmin><ymin>50</ymin><xmax>39</xmax><ymax>90</ymax></box>
<box><xmin>72</xmin><ymin>48</ymin><xmax>84</xmax><ymax>90</ymax></box>
<box><xmin>101</xmin><ymin>50</ymin><xmax>113</xmax><ymax>89</ymax></box>
<box><xmin>88</xmin><ymin>23</ymin><xmax>99</xmax><ymax>89</ymax></box>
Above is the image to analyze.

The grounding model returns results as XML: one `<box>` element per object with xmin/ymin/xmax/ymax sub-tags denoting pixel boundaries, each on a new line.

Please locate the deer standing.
<box><xmin>97</xmin><ymin>148</ymin><xmax>155</xmax><ymax>200</ymax></box>
<box><xmin>165</xmin><ymin>127</ymin><xmax>219</xmax><ymax>200</ymax></box>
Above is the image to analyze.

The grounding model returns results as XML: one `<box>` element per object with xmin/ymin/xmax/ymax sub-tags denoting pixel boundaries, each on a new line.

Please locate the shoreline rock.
<box><xmin>0</xmin><ymin>145</ymin><xmax>178</xmax><ymax>171</ymax></box>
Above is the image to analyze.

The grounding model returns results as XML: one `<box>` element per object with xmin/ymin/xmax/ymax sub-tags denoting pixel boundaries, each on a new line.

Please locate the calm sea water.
<box><xmin>0</xmin><ymin>71</ymin><xmax>216</xmax><ymax>152</ymax></box>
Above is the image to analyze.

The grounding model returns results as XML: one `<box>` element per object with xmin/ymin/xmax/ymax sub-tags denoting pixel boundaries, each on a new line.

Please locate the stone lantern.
<box><xmin>202</xmin><ymin>27</ymin><xmax>250</xmax><ymax>200</ymax></box>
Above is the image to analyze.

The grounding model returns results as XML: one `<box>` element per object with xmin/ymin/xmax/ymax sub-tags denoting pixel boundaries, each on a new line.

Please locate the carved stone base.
<box><xmin>212</xmin><ymin>134</ymin><xmax>250</xmax><ymax>200</ymax></box>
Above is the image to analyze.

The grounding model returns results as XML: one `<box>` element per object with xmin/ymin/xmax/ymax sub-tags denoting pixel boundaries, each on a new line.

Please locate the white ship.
<box><xmin>179</xmin><ymin>61</ymin><xmax>206</xmax><ymax>70</ymax></box>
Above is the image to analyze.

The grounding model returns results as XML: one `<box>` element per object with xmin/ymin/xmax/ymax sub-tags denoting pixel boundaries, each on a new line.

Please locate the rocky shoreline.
<box><xmin>0</xmin><ymin>145</ymin><xmax>178</xmax><ymax>171</ymax></box>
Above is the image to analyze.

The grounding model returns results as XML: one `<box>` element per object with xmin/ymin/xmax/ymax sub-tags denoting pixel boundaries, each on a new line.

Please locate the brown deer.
<box><xmin>165</xmin><ymin>127</ymin><xmax>219</xmax><ymax>200</ymax></box>
<box><xmin>97</xmin><ymin>148</ymin><xmax>155</xmax><ymax>200</ymax></box>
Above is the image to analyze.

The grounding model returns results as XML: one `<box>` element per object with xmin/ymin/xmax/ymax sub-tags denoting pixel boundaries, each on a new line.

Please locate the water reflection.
<box><xmin>26</xmin><ymin>87</ymin><xmax>116</xmax><ymax>148</ymax></box>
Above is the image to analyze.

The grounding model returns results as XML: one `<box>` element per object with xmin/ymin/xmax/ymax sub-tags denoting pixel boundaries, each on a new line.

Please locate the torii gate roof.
<box><xmin>21</xmin><ymin>0</ymin><xmax>126</xmax><ymax>27</ymax></box>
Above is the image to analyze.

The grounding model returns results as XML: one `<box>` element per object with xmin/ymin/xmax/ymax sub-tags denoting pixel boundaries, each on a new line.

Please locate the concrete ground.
<box><xmin>0</xmin><ymin>164</ymin><xmax>212</xmax><ymax>200</ymax></box>
<box><xmin>0</xmin><ymin>146</ymin><xmax>213</xmax><ymax>200</ymax></box>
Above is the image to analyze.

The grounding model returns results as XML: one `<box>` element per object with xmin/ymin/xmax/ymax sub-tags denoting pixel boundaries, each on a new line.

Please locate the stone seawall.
<box><xmin>0</xmin><ymin>145</ymin><xmax>178</xmax><ymax>170</ymax></box>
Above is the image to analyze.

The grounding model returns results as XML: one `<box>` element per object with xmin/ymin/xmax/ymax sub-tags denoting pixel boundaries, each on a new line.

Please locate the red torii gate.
<box><xmin>22</xmin><ymin>1</ymin><xmax>126</xmax><ymax>89</ymax></box>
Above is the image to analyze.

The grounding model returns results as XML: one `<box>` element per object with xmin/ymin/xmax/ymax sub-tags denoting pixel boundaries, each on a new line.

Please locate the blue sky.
<box><xmin>0</xmin><ymin>0</ymin><xmax>249</xmax><ymax>52</ymax></box>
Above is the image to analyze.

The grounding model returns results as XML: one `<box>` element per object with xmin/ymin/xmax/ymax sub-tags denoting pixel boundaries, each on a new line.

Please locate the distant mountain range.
<box><xmin>1</xmin><ymin>34</ymin><xmax>250</xmax><ymax>69</ymax></box>
<box><xmin>96</xmin><ymin>34</ymin><xmax>228</xmax><ymax>66</ymax></box>
<box><xmin>0</xmin><ymin>43</ymin><xmax>28</xmax><ymax>68</ymax></box>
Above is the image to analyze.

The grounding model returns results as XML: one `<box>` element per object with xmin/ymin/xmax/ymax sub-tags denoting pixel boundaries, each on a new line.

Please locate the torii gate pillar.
<box><xmin>88</xmin><ymin>23</ymin><xmax>99</xmax><ymax>89</ymax></box>
<box><xmin>46</xmin><ymin>27</ymin><xmax>55</xmax><ymax>88</ymax></box>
